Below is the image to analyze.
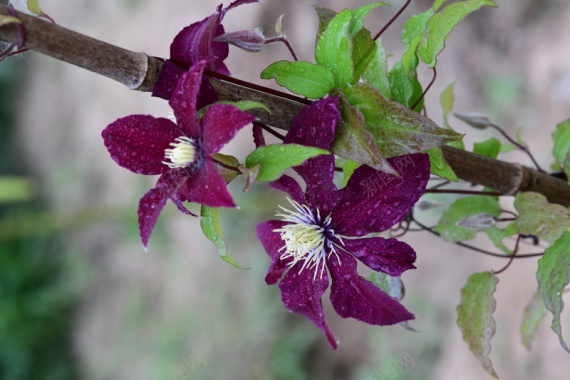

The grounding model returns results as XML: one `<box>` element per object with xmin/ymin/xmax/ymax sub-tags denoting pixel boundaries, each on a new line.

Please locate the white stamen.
<box><xmin>273</xmin><ymin>198</ymin><xmax>343</xmax><ymax>280</ymax></box>
<box><xmin>163</xmin><ymin>136</ymin><xmax>196</xmax><ymax>169</ymax></box>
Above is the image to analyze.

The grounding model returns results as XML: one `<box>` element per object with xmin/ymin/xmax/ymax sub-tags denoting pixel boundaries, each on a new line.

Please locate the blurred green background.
<box><xmin>1</xmin><ymin>0</ymin><xmax>570</xmax><ymax>379</ymax></box>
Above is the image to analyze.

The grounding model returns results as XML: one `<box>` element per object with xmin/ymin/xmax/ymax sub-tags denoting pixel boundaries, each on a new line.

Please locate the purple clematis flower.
<box><xmin>153</xmin><ymin>0</ymin><xmax>259</xmax><ymax>107</ymax></box>
<box><xmin>103</xmin><ymin>60</ymin><xmax>255</xmax><ymax>247</ymax></box>
<box><xmin>256</xmin><ymin>97</ymin><xmax>430</xmax><ymax>349</ymax></box>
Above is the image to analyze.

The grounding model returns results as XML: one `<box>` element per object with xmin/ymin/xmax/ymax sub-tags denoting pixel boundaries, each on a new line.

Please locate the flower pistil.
<box><xmin>163</xmin><ymin>136</ymin><xmax>196</xmax><ymax>169</ymax></box>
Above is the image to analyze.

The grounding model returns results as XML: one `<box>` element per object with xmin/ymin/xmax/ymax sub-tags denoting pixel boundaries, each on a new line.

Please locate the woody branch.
<box><xmin>1</xmin><ymin>6</ymin><xmax>569</xmax><ymax>206</ymax></box>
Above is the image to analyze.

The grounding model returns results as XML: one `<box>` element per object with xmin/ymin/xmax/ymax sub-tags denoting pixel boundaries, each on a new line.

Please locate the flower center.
<box><xmin>163</xmin><ymin>136</ymin><xmax>196</xmax><ymax>169</ymax></box>
<box><xmin>273</xmin><ymin>198</ymin><xmax>343</xmax><ymax>279</ymax></box>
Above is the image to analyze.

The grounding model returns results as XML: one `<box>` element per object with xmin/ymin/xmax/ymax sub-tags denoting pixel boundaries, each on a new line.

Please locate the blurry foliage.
<box><xmin>0</xmin><ymin>60</ymin><xmax>81</xmax><ymax>379</ymax></box>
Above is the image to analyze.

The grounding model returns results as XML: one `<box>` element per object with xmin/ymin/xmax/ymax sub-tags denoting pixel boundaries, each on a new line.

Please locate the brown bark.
<box><xmin>2</xmin><ymin>6</ymin><xmax>570</xmax><ymax>206</ymax></box>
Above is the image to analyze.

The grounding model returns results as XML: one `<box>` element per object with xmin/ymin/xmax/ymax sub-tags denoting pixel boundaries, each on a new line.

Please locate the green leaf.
<box><xmin>514</xmin><ymin>192</ymin><xmax>570</xmax><ymax>236</ymax></box>
<box><xmin>435</xmin><ymin>196</ymin><xmax>501</xmax><ymax>242</ymax></box>
<box><xmin>340</xmin><ymin>159</ymin><xmax>360</xmax><ymax>188</ymax></box>
<box><xmin>521</xmin><ymin>292</ymin><xmax>548</xmax><ymax>351</ymax></box>
<box><xmin>245</xmin><ymin>144</ymin><xmax>330</xmax><ymax>182</ymax></box>
<box><xmin>388</xmin><ymin>61</ymin><xmax>416</xmax><ymax>109</ymax></box>
<box><xmin>484</xmin><ymin>224</ymin><xmax>517</xmax><ymax>255</ymax></box>
<box><xmin>440</xmin><ymin>82</ymin><xmax>455</xmax><ymax>128</ymax></box>
<box><xmin>26</xmin><ymin>0</ymin><xmax>43</xmax><ymax>14</ymax></box>
<box><xmin>361</xmin><ymin>38</ymin><xmax>391</xmax><ymax>98</ymax></box>
<box><xmin>426</xmin><ymin>146</ymin><xmax>458</xmax><ymax>181</ymax></box>
<box><xmin>537</xmin><ymin>231</ymin><xmax>570</xmax><ymax>353</ymax></box>
<box><xmin>331</xmin><ymin>99</ymin><xmax>397</xmax><ymax>175</ymax></box>
<box><xmin>315</xmin><ymin>9</ymin><xmax>354</xmax><ymax>88</ymax></box>
<box><xmin>418</xmin><ymin>0</ymin><xmax>497</xmax><ymax>68</ymax></box>
<box><xmin>260</xmin><ymin>60</ymin><xmax>335</xmax><ymax>99</ymax></box>
<box><xmin>216</xmin><ymin>100</ymin><xmax>270</xmax><ymax>114</ymax></box>
<box><xmin>551</xmin><ymin>118</ymin><xmax>570</xmax><ymax>170</ymax></box>
<box><xmin>200</xmin><ymin>205</ymin><xmax>247</xmax><ymax>269</ymax></box>
<box><xmin>456</xmin><ymin>213</ymin><xmax>496</xmax><ymax>230</ymax></box>
<box><xmin>564</xmin><ymin>152</ymin><xmax>570</xmax><ymax>184</ymax></box>
<box><xmin>351</xmin><ymin>28</ymin><xmax>377</xmax><ymax>83</ymax></box>
<box><xmin>434</xmin><ymin>0</ymin><xmax>448</xmax><ymax>12</ymax></box>
<box><xmin>473</xmin><ymin>137</ymin><xmax>501</xmax><ymax>159</ymax></box>
<box><xmin>343</xmin><ymin>83</ymin><xmax>464</xmax><ymax>158</ymax></box>
<box><xmin>212</xmin><ymin>153</ymin><xmax>240</xmax><ymax>184</ymax></box>
<box><xmin>368</xmin><ymin>272</ymin><xmax>405</xmax><ymax>301</ymax></box>
<box><xmin>314</xmin><ymin>5</ymin><xmax>337</xmax><ymax>43</ymax></box>
<box><xmin>456</xmin><ymin>271</ymin><xmax>499</xmax><ymax>379</ymax></box>
<box><xmin>402</xmin><ymin>7</ymin><xmax>435</xmax><ymax>48</ymax></box>
<box><xmin>349</xmin><ymin>3</ymin><xmax>386</xmax><ymax>37</ymax></box>
<box><xmin>0</xmin><ymin>15</ymin><xmax>22</xmax><ymax>26</ymax></box>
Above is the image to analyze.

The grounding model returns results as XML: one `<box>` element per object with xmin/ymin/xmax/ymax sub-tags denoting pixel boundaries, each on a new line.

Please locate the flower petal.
<box><xmin>341</xmin><ymin>237</ymin><xmax>416</xmax><ymax>277</ymax></box>
<box><xmin>169</xmin><ymin>61</ymin><xmax>207</xmax><ymax>138</ymax></box>
<box><xmin>284</xmin><ymin>97</ymin><xmax>340</xmax><ymax>150</ymax></box>
<box><xmin>334</xmin><ymin>153</ymin><xmax>430</xmax><ymax>236</ymax></box>
<box><xmin>279</xmin><ymin>262</ymin><xmax>338</xmax><ymax>349</ymax></box>
<box><xmin>256</xmin><ymin>220</ymin><xmax>289</xmax><ymax>285</ymax></box>
<box><xmin>176</xmin><ymin>160</ymin><xmax>235</xmax><ymax>208</ymax></box>
<box><xmin>328</xmin><ymin>253</ymin><xmax>414</xmax><ymax>326</ymax></box>
<box><xmin>270</xmin><ymin>175</ymin><xmax>304</xmax><ymax>205</ymax></box>
<box><xmin>102</xmin><ymin>115</ymin><xmax>180</xmax><ymax>175</ymax></box>
<box><xmin>138</xmin><ymin>186</ymin><xmax>173</xmax><ymax>247</ymax></box>
<box><xmin>151</xmin><ymin>60</ymin><xmax>186</xmax><ymax>100</ymax></box>
<box><xmin>252</xmin><ymin>122</ymin><xmax>266</xmax><ymax>148</ymax></box>
<box><xmin>201</xmin><ymin>103</ymin><xmax>256</xmax><ymax>155</ymax></box>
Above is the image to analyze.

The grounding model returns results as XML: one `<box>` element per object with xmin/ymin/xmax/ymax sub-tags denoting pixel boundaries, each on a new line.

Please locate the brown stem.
<box><xmin>2</xmin><ymin>6</ymin><xmax>570</xmax><ymax>206</ymax></box>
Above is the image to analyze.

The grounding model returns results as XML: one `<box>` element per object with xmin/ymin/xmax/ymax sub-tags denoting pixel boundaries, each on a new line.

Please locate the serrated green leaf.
<box><xmin>260</xmin><ymin>60</ymin><xmax>335</xmax><ymax>99</ymax></box>
<box><xmin>402</xmin><ymin>7</ymin><xmax>435</xmax><ymax>48</ymax></box>
<box><xmin>426</xmin><ymin>146</ymin><xmax>458</xmax><ymax>181</ymax></box>
<box><xmin>0</xmin><ymin>15</ymin><xmax>22</xmax><ymax>25</ymax></box>
<box><xmin>537</xmin><ymin>231</ymin><xmax>570</xmax><ymax>353</ymax></box>
<box><xmin>484</xmin><ymin>224</ymin><xmax>517</xmax><ymax>255</ymax></box>
<box><xmin>331</xmin><ymin>99</ymin><xmax>397</xmax><ymax>175</ymax></box>
<box><xmin>474</xmin><ymin>137</ymin><xmax>501</xmax><ymax>159</ymax></box>
<box><xmin>418</xmin><ymin>0</ymin><xmax>497</xmax><ymax>68</ymax></box>
<box><xmin>343</xmin><ymin>83</ymin><xmax>464</xmax><ymax>158</ymax></box>
<box><xmin>551</xmin><ymin>118</ymin><xmax>570</xmax><ymax>170</ymax></box>
<box><xmin>521</xmin><ymin>291</ymin><xmax>548</xmax><ymax>351</ymax></box>
<box><xmin>200</xmin><ymin>205</ymin><xmax>247</xmax><ymax>269</ymax></box>
<box><xmin>435</xmin><ymin>196</ymin><xmax>501</xmax><ymax>242</ymax></box>
<box><xmin>315</xmin><ymin>9</ymin><xmax>354</xmax><ymax>88</ymax></box>
<box><xmin>212</xmin><ymin>153</ymin><xmax>240</xmax><ymax>184</ymax></box>
<box><xmin>514</xmin><ymin>192</ymin><xmax>570</xmax><ymax>236</ymax></box>
<box><xmin>245</xmin><ymin>144</ymin><xmax>330</xmax><ymax>182</ymax></box>
<box><xmin>362</xmin><ymin>38</ymin><xmax>391</xmax><ymax>98</ymax></box>
<box><xmin>368</xmin><ymin>272</ymin><xmax>405</xmax><ymax>301</ymax></box>
<box><xmin>457</xmin><ymin>271</ymin><xmax>499</xmax><ymax>379</ymax></box>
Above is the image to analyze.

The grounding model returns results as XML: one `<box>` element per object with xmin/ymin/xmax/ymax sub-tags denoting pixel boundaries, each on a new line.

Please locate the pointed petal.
<box><xmin>270</xmin><ymin>175</ymin><xmax>304</xmax><ymax>205</ymax></box>
<box><xmin>102</xmin><ymin>115</ymin><xmax>180</xmax><ymax>175</ymax></box>
<box><xmin>138</xmin><ymin>185</ymin><xmax>173</xmax><ymax>247</ymax></box>
<box><xmin>342</xmin><ymin>237</ymin><xmax>416</xmax><ymax>277</ymax></box>
<box><xmin>169</xmin><ymin>61</ymin><xmax>207</xmax><ymax>138</ymax></box>
<box><xmin>201</xmin><ymin>103</ymin><xmax>256</xmax><ymax>155</ymax></box>
<box><xmin>170</xmin><ymin>12</ymin><xmax>229</xmax><ymax>68</ymax></box>
<box><xmin>177</xmin><ymin>160</ymin><xmax>235</xmax><ymax>208</ymax></box>
<box><xmin>256</xmin><ymin>220</ymin><xmax>289</xmax><ymax>285</ymax></box>
<box><xmin>151</xmin><ymin>60</ymin><xmax>186</xmax><ymax>100</ymax></box>
<box><xmin>334</xmin><ymin>153</ymin><xmax>430</xmax><ymax>236</ymax></box>
<box><xmin>279</xmin><ymin>262</ymin><xmax>338</xmax><ymax>349</ymax></box>
<box><xmin>252</xmin><ymin>122</ymin><xmax>266</xmax><ymax>148</ymax></box>
<box><xmin>297</xmin><ymin>155</ymin><xmax>342</xmax><ymax>214</ymax></box>
<box><xmin>328</xmin><ymin>253</ymin><xmax>414</xmax><ymax>326</ymax></box>
<box><xmin>284</xmin><ymin>97</ymin><xmax>340</xmax><ymax>150</ymax></box>
<box><xmin>223</xmin><ymin>0</ymin><xmax>260</xmax><ymax>15</ymax></box>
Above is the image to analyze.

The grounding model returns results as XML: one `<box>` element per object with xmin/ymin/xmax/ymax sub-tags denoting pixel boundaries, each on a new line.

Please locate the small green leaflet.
<box><xmin>484</xmin><ymin>223</ymin><xmax>517</xmax><ymax>255</ymax></box>
<box><xmin>537</xmin><ymin>231</ymin><xmax>570</xmax><ymax>353</ymax></box>
<box><xmin>245</xmin><ymin>144</ymin><xmax>329</xmax><ymax>182</ymax></box>
<box><xmin>331</xmin><ymin>98</ymin><xmax>396</xmax><ymax>175</ymax></box>
<box><xmin>457</xmin><ymin>271</ymin><xmax>499</xmax><ymax>379</ymax></box>
<box><xmin>440</xmin><ymin>82</ymin><xmax>455</xmax><ymax>129</ymax></box>
<box><xmin>426</xmin><ymin>146</ymin><xmax>458</xmax><ymax>182</ymax></box>
<box><xmin>361</xmin><ymin>38</ymin><xmax>391</xmax><ymax>99</ymax></box>
<box><xmin>551</xmin><ymin>118</ymin><xmax>570</xmax><ymax>170</ymax></box>
<box><xmin>514</xmin><ymin>192</ymin><xmax>570</xmax><ymax>236</ymax></box>
<box><xmin>260</xmin><ymin>60</ymin><xmax>335</xmax><ymax>99</ymax></box>
<box><xmin>473</xmin><ymin>137</ymin><xmax>501</xmax><ymax>159</ymax></box>
<box><xmin>564</xmin><ymin>152</ymin><xmax>570</xmax><ymax>184</ymax></box>
<box><xmin>418</xmin><ymin>0</ymin><xmax>497</xmax><ymax>68</ymax></box>
<box><xmin>200</xmin><ymin>205</ymin><xmax>247</xmax><ymax>269</ymax></box>
<box><xmin>315</xmin><ymin>8</ymin><xmax>354</xmax><ymax>88</ymax></box>
<box><xmin>435</xmin><ymin>196</ymin><xmax>501</xmax><ymax>242</ymax></box>
<box><xmin>368</xmin><ymin>272</ymin><xmax>405</xmax><ymax>301</ymax></box>
<box><xmin>26</xmin><ymin>0</ymin><xmax>43</xmax><ymax>14</ymax></box>
<box><xmin>199</xmin><ymin>100</ymin><xmax>269</xmax><ymax>119</ymax></box>
<box><xmin>521</xmin><ymin>291</ymin><xmax>548</xmax><ymax>351</ymax></box>
<box><xmin>343</xmin><ymin>83</ymin><xmax>463</xmax><ymax>158</ymax></box>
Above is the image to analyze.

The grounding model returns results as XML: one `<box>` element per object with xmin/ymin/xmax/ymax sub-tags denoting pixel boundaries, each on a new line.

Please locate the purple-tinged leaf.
<box><xmin>456</xmin><ymin>271</ymin><xmax>499</xmax><ymax>379</ymax></box>
<box><xmin>514</xmin><ymin>192</ymin><xmax>570</xmax><ymax>236</ymax></box>
<box><xmin>521</xmin><ymin>291</ymin><xmax>548</xmax><ymax>351</ymax></box>
<box><xmin>344</xmin><ymin>83</ymin><xmax>463</xmax><ymax>157</ymax></box>
<box><xmin>537</xmin><ymin>231</ymin><xmax>570</xmax><ymax>353</ymax></box>
<box><xmin>331</xmin><ymin>99</ymin><xmax>396</xmax><ymax>175</ymax></box>
<box><xmin>212</xmin><ymin>153</ymin><xmax>240</xmax><ymax>184</ymax></box>
<box><xmin>102</xmin><ymin>115</ymin><xmax>180</xmax><ymax>175</ymax></box>
<box><xmin>200</xmin><ymin>205</ymin><xmax>248</xmax><ymax>269</ymax></box>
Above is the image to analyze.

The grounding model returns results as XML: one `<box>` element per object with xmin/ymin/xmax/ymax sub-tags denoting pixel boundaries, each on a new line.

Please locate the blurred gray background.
<box><xmin>2</xmin><ymin>0</ymin><xmax>570</xmax><ymax>379</ymax></box>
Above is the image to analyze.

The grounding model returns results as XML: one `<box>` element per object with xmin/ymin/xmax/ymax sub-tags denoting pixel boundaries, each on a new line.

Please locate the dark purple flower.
<box><xmin>103</xmin><ymin>61</ymin><xmax>255</xmax><ymax>247</ymax></box>
<box><xmin>152</xmin><ymin>0</ymin><xmax>260</xmax><ymax>107</ymax></box>
<box><xmin>256</xmin><ymin>98</ymin><xmax>430</xmax><ymax>348</ymax></box>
